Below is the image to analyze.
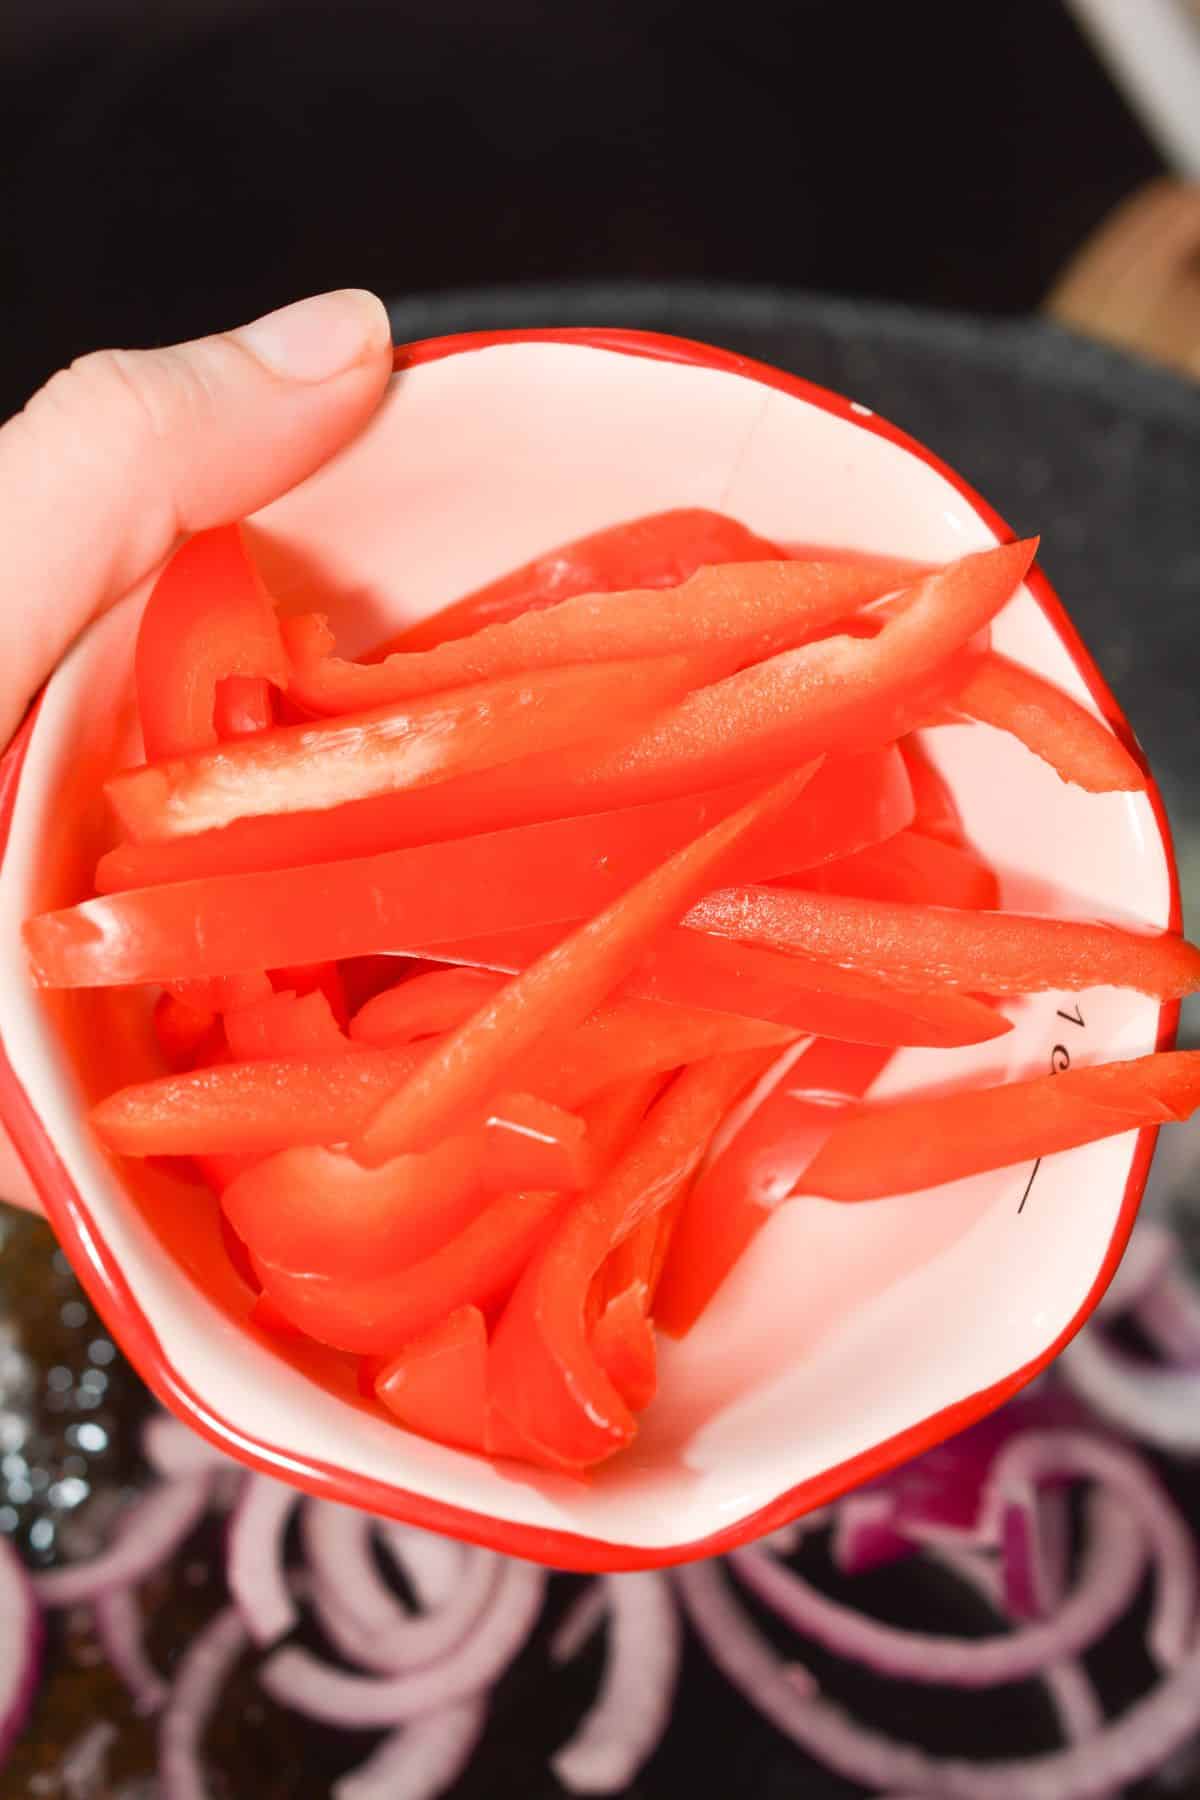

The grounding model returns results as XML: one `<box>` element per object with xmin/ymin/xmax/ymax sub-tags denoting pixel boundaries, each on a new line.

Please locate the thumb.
<box><xmin>0</xmin><ymin>288</ymin><xmax>393</xmax><ymax>748</ymax></box>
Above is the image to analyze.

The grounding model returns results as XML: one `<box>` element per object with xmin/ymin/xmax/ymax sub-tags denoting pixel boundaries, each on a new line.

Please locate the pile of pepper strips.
<box><xmin>24</xmin><ymin>509</ymin><xmax>1200</xmax><ymax>1471</ymax></box>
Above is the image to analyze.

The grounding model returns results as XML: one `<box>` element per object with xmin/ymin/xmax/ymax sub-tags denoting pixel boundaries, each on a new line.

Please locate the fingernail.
<box><xmin>235</xmin><ymin>290</ymin><xmax>391</xmax><ymax>382</ymax></box>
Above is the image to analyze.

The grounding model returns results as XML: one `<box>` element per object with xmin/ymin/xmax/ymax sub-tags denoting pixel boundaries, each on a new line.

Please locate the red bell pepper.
<box><xmin>351</xmin><ymin>767</ymin><xmax>821</xmax><ymax>1165</ymax></box>
<box><xmin>796</xmin><ymin>1049</ymin><xmax>1200</xmax><ymax>1201</ymax></box>
<box><xmin>686</xmin><ymin>884</ymin><xmax>1200</xmax><ymax>1000</ymax></box>
<box><xmin>372</xmin><ymin>508</ymin><xmax>788</xmax><ymax>653</ymax></box>
<box><xmin>350</xmin><ymin>969</ymin><xmax>507</xmax><ymax>1046</ymax></box>
<box><xmin>134</xmin><ymin>525</ymin><xmax>289</xmax><ymax>761</ymax></box>
<box><xmin>488</xmin><ymin>1049</ymin><xmax>774</xmax><ymax>1469</ymax></box>
<box><xmin>253</xmin><ymin>1186</ymin><xmax>568</xmax><ymax>1355</ymax></box>
<box><xmin>590</xmin><ymin>1287</ymin><xmax>658</xmax><ymax>1414</ymax></box>
<box><xmin>246</xmin><ymin>541</ymin><xmax>1038</xmax><ymax>858</ymax></box>
<box><xmin>484</xmin><ymin>1092</ymin><xmax>595</xmax><ymax>1193</ymax></box>
<box><xmin>654</xmin><ymin>1040</ymin><xmax>893</xmax><ymax>1337</ymax></box>
<box><xmin>106</xmin><ymin>654</ymin><xmax>697</xmax><ymax>846</ymax></box>
<box><xmin>224</xmin><ymin>989</ymin><xmax>348</xmax><ymax>1060</ymax></box>
<box><xmin>432</xmin><ymin>922</ymin><xmax>1011</xmax><ymax>1050</ymax></box>
<box><xmin>282</xmin><ymin>555</ymin><xmax>926</xmax><ymax>714</ymax></box>
<box><xmin>165</xmin><ymin>972</ymin><xmax>273</xmax><ymax>1014</ymax></box>
<box><xmin>373</xmin><ymin>1306</ymin><xmax>491</xmax><ymax>1452</ymax></box>
<box><xmin>212</xmin><ymin>676</ymin><xmax>275</xmax><ymax>739</ymax></box>
<box><xmin>795</xmin><ymin>828</ymin><xmax>1000</xmax><ymax>910</ymax></box>
<box><xmin>152</xmin><ymin>991</ymin><xmax>224</xmax><ymax>1071</ymax></box>
<box><xmin>268</xmin><ymin>962</ymin><xmax>349</xmax><ymax>1029</ymax></box>
<box><xmin>195</xmin><ymin>1151</ymin><xmax>262</xmax><ymax>1195</ymax></box>
<box><xmin>90</xmin><ymin>1046</ymin><xmax>428</xmax><ymax>1157</ymax></box>
<box><xmin>951</xmin><ymin>653</ymin><xmax>1147</xmax><ymax>793</ymax></box>
<box><xmin>899</xmin><ymin>736</ymin><xmax>966</xmax><ymax>845</ymax></box>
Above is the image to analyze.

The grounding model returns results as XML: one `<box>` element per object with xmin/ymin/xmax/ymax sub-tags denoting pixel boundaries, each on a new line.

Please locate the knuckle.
<box><xmin>27</xmin><ymin>346</ymin><xmax>212</xmax><ymax>457</ymax></box>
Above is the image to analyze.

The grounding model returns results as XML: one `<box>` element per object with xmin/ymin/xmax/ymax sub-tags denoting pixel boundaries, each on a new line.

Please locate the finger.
<box><xmin>0</xmin><ymin>289</ymin><xmax>393</xmax><ymax>746</ymax></box>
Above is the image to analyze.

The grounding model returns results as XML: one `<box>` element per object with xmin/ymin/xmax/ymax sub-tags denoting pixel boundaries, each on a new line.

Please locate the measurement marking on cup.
<box><xmin>1018</xmin><ymin>1003</ymin><xmax>1085</xmax><ymax>1215</ymax></box>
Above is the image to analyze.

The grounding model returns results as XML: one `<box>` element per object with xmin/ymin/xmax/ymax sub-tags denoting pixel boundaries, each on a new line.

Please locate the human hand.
<box><xmin>0</xmin><ymin>289</ymin><xmax>394</xmax><ymax>1212</ymax></box>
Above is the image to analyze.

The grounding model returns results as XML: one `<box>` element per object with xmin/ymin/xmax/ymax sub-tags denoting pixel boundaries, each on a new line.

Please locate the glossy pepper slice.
<box><xmin>253</xmin><ymin>540</ymin><xmax>1037</xmax><ymax>856</ymax></box>
<box><xmin>223</xmin><ymin>1135</ymin><xmax>488</xmax><ymax>1281</ymax></box>
<box><xmin>796</xmin><ymin>1050</ymin><xmax>1200</xmax><ymax>1201</ymax></box>
<box><xmin>35</xmin><ymin>750</ymin><xmax>909</xmax><ymax>987</ymax></box>
<box><xmin>223</xmin><ymin>990</ymin><xmax>348</xmax><ymax>1060</ymax></box>
<box><xmin>282</xmin><ymin>555</ymin><xmax>926</xmax><ymax>714</ymax></box>
<box><xmin>431</xmin><ymin>922</ymin><xmax>1010</xmax><ymax>1050</ymax></box>
<box><xmin>590</xmin><ymin>1287</ymin><xmax>658</xmax><ymax>1414</ymax></box>
<box><xmin>951</xmin><ymin>653</ymin><xmax>1147</xmax><ymax>793</ymax></box>
<box><xmin>488</xmin><ymin>1049</ymin><xmax>774</xmax><ymax>1470</ymax></box>
<box><xmin>134</xmin><ymin>524</ymin><xmax>289</xmax><ymax>762</ymax></box>
<box><xmin>373</xmin><ymin>1306</ymin><xmax>490</xmax><ymax>1452</ymax></box>
<box><xmin>794</xmin><ymin>828</ymin><xmax>1000</xmax><ymax>910</ymax></box>
<box><xmin>152</xmin><ymin>991</ymin><xmax>224</xmax><ymax>1072</ymax></box>
<box><xmin>686</xmin><ymin>885</ymin><xmax>1200</xmax><ymax>1000</ymax></box>
<box><xmin>654</xmin><ymin>1040</ymin><xmax>893</xmax><ymax>1337</ymax></box>
<box><xmin>352</xmin><ymin>766</ymin><xmax>821</xmax><ymax>1164</ymax></box>
<box><xmin>212</xmin><ymin>675</ymin><xmax>275</xmax><ymax>739</ymax></box>
<box><xmin>899</xmin><ymin>735</ymin><xmax>966</xmax><ymax>845</ymax></box>
<box><xmin>373</xmin><ymin>508</ymin><xmax>788</xmax><ymax>652</ymax></box>
<box><xmin>106</xmin><ymin>654</ymin><xmax>697</xmax><ymax>845</ymax></box>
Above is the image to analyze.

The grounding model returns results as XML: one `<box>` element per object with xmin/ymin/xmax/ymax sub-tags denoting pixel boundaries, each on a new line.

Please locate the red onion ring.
<box><xmin>550</xmin><ymin>1582</ymin><xmax>609</xmax><ymax>1666</ymax></box>
<box><xmin>1094</xmin><ymin>1220</ymin><xmax>1174</xmax><ymax>1318</ymax></box>
<box><xmin>727</xmin><ymin>1487</ymin><xmax>1142</xmax><ymax>1688</ymax></box>
<box><xmin>551</xmin><ymin>1573</ymin><xmax>681</xmax><ymax>1794</ymax></box>
<box><xmin>676</xmin><ymin>1555</ymin><xmax>1200</xmax><ymax>1800</ymax></box>
<box><xmin>1135</xmin><ymin>1258</ymin><xmax>1200</xmax><ymax>1365</ymax></box>
<box><xmin>142</xmin><ymin>1416</ymin><xmax>236</xmax><ymax>1479</ymax></box>
<box><xmin>1061</xmin><ymin>1327</ymin><xmax>1200</xmax><ymax>1455</ymax></box>
<box><xmin>313</xmin><ymin>1544</ymin><xmax>500</xmax><ymax>1675</ymax></box>
<box><xmin>93</xmin><ymin>1585</ymin><xmax>168</xmax><ymax>1715</ymax></box>
<box><xmin>332</xmin><ymin>1699</ymin><xmax>488</xmax><ymax>1800</ymax></box>
<box><xmin>260</xmin><ymin>1557</ymin><xmax>547</xmax><ymax>1728</ymax></box>
<box><xmin>0</xmin><ymin>1538</ymin><xmax>41</xmax><ymax>1764</ymax></box>
<box><xmin>33</xmin><ymin>1475</ymin><xmax>211</xmax><ymax>1607</ymax></box>
<box><xmin>981</xmin><ymin>1430</ymin><xmax>1198</xmax><ymax>1667</ymax></box>
<box><xmin>228</xmin><ymin>1474</ymin><xmax>299</xmax><ymax>1646</ymax></box>
<box><xmin>159</xmin><ymin>1603</ymin><xmax>248</xmax><ymax>1800</ymax></box>
<box><xmin>301</xmin><ymin>1500</ymin><xmax>410</xmax><ymax>1644</ymax></box>
<box><xmin>378</xmin><ymin>1524</ymin><xmax>466</xmax><ymax>1611</ymax></box>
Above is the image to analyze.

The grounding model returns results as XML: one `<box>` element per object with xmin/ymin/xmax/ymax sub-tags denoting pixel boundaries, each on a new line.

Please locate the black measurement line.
<box><xmin>1018</xmin><ymin>1157</ymin><xmax>1043</xmax><ymax>1215</ymax></box>
<box><xmin>1056</xmin><ymin>1003</ymin><xmax>1086</xmax><ymax>1029</ymax></box>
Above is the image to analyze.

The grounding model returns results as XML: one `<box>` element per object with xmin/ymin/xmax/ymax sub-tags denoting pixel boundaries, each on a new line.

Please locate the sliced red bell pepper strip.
<box><xmin>794</xmin><ymin>828</ymin><xmax>1000</xmax><ymax>910</ymax></box>
<box><xmin>431</xmin><ymin>923</ymin><xmax>1011</xmax><ymax>1050</ymax></box>
<box><xmin>899</xmin><ymin>735</ymin><xmax>966</xmax><ymax>845</ymax></box>
<box><xmin>152</xmin><ymin>991</ymin><xmax>223</xmax><ymax>1072</ymax></box>
<box><xmin>220</xmin><ymin>1212</ymin><xmax>261</xmax><ymax>1294</ymax></box>
<box><xmin>373</xmin><ymin>508</ymin><xmax>788</xmax><ymax>653</ymax></box>
<box><xmin>654</xmin><ymin>1040</ymin><xmax>893</xmax><ymax>1337</ymax></box>
<box><xmin>268</xmin><ymin>962</ymin><xmax>349</xmax><ymax>1030</ymax></box>
<box><xmin>590</xmin><ymin>1287</ymin><xmax>657</xmax><ymax>1414</ymax></box>
<box><xmin>796</xmin><ymin>1050</ymin><xmax>1200</xmax><ymax>1201</ymax></box>
<box><xmin>351</xmin><ymin>767</ymin><xmax>820</xmax><ymax>1164</ymax></box>
<box><xmin>106</xmin><ymin>653</ymin><xmax>698</xmax><ymax>846</ymax></box>
<box><xmin>89</xmin><ymin>1046</ymin><xmax>428</xmax><ymax>1157</ymax></box>
<box><xmin>250</xmin><ymin>1292</ymin><xmax>308</xmax><ymax>1341</ymax></box>
<box><xmin>86</xmin><ymin>738</ymin><xmax>910</xmax><ymax>914</ymax></box>
<box><xmin>253</xmin><ymin>1186</ymin><xmax>568</xmax><ymax>1355</ymax></box>
<box><xmin>134</xmin><ymin>524</ymin><xmax>289</xmax><ymax>761</ymax></box>
<box><xmin>195</xmin><ymin>1151</ymin><xmax>262</xmax><ymax>1195</ymax></box>
<box><xmin>355</xmin><ymin>982</ymin><xmax>796</xmax><ymax>1095</ymax></box>
<box><xmin>373</xmin><ymin>1306</ymin><xmax>491</xmax><ymax>1452</ymax></box>
<box><xmin>223</xmin><ymin>990</ymin><xmax>348</xmax><ymax>1060</ymax></box>
<box><xmin>489</xmin><ymin>1049</ymin><xmax>774</xmax><ymax>1469</ymax></box>
<box><xmin>282</xmin><ymin>555</ymin><xmax>926</xmax><ymax>714</ymax></box>
<box><xmin>250</xmin><ymin>541</ymin><xmax>1038</xmax><ymax>857</ymax></box>
<box><xmin>350</xmin><ymin>968</ymin><xmax>507</xmax><ymax>1046</ymax></box>
<box><xmin>686</xmin><ymin>884</ymin><xmax>1200</xmax><ymax>1000</ymax></box>
<box><xmin>165</xmin><ymin>972</ymin><xmax>273</xmax><ymax>1013</ymax></box>
<box><xmin>212</xmin><ymin>675</ymin><xmax>275</xmax><ymax>739</ymax></box>
<box><xmin>950</xmin><ymin>653</ymin><xmax>1147</xmax><ymax>793</ymax></box>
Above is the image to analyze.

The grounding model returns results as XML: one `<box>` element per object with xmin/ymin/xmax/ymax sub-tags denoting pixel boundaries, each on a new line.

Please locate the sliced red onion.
<box><xmin>676</xmin><ymin>1556</ymin><xmax>1200</xmax><ymax>1800</ymax></box>
<box><xmin>1060</xmin><ymin>1330</ymin><xmax>1200</xmax><ymax>1456</ymax></box>
<box><xmin>830</xmin><ymin>1490</ymin><xmax>912</xmax><ymax>1576</ymax></box>
<box><xmin>728</xmin><ymin>1487</ymin><xmax>1141</xmax><ymax>1688</ymax></box>
<box><xmin>228</xmin><ymin>1474</ymin><xmax>299</xmax><ymax>1646</ymax></box>
<box><xmin>34</xmin><ymin>1475</ymin><xmax>210</xmax><ymax>1607</ymax></box>
<box><xmin>333</xmin><ymin>1699</ymin><xmax>488</xmax><ymax>1800</ymax></box>
<box><xmin>998</xmin><ymin>1485</ymin><xmax>1068</xmax><ymax>1621</ymax></box>
<box><xmin>1095</xmin><ymin>1220</ymin><xmax>1174</xmax><ymax>1318</ymax></box>
<box><xmin>552</xmin><ymin>1572</ymin><xmax>681</xmax><ymax>1794</ymax></box>
<box><xmin>982</xmin><ymin>1429</ymin><xmax>1199</xmax><ymax>1667</ymax></box>
<box><xmin>378</xmin><ymin>1523</ymin><xmax>465</xmax><ymax>1611</ymax></box>
<box><xmin>142</xmin><ymin>1415</ymin><xmax>237</xmax><ymax>1479</ymax></box>
<box><xmin>159</xmin><ymin>1603</ymin><xmax>248</xmax><ymax>1800</ymax></box>
<box><xmin>1135</xmin><ymin>1258</ymin><xmax>1200</xmax><ymax>1366</ymax></box>
<box><xmin>94</xmin><ymin>1584</ymin><xmax>168</xmax><ymax>1715</ymax></box>
<box><xmin>313</xmin><ymin>1546</ymin><xmax>501</xmax><ymax>1675</ymax></box>
<box><xmin>550</xmin><ymin>1582</ymin><xmax>609</xmax><ymax>1666</ymax></box>
<box><xmin>0</xmin><ymin>1536</ymin><xmax>41</xmax><ymax>1763</ymax></box>
<box><xmin>59</xmin><ymin>1719</ymin><xmax>117</xmax><ymax>1799</ymax></box>
<box><xmin>260</xmin><ymin>1557</ymin><xmax>546</xmax><ymax>1727</ymax></box>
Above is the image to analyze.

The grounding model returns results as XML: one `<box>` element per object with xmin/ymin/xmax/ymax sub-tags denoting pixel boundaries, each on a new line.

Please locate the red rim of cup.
<box><xmin>0</xmin><ymin>326</ymin><xmax>1181</xmax><ymax>1572</ymax></box>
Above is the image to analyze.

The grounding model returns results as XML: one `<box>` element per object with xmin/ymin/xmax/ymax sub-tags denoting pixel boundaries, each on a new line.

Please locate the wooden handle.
<box><xmin>1045</xmin><ymin>177</ymin><xmax>1200</xmax><ymax>379</ymax></box>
